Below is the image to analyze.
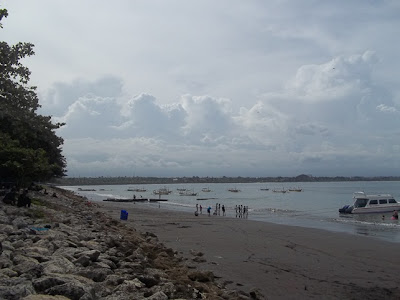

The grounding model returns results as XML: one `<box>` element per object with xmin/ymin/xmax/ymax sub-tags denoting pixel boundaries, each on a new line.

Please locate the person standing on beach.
<box><xmin>200</xmin><ymin>205</ymin><xmax>202</xmax><ymax>214</ymax></box>
<box><xmin>222</xmin><ymin>205</ymin><xmax>226</xmax><ymax>216</ymax></box>
<box><xmin>207</xmin><ymin>206</ymin><xmax>211</xmax><ymax>216</ymax></box>
<box><xmin>196</xmin><ymin>203</ymin><xmax>198</xmax><ymax>212</ymax></box>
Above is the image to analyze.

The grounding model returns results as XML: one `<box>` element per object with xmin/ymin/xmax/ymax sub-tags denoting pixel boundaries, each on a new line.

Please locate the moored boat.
<box><xmin>339</xmin><ymin>192</ymin><xmax>400</xmax><ymax>214</ymax></box>
<box><xmin>288</xmin><ymin>188</ymin><xmax>302</xmax><ymax>192</ymax></box>
<box><xmin>127</xmin><ymin>188</ymin><xmax>147</xmax><ymax>192</ymax></box>
<box><xmin>179</xmin><ymin>190</ymin><xmax>198</xmax><ymax>196</ymax></box>
<box><xmin>153</xmin><ymin>187</ymin><xmax>172</xmax><ymax>195</ymax></box>
<box><xmin>78</xmin><ymin>188</ymin><xmax>96</xmax><ymax>191</ymax></box>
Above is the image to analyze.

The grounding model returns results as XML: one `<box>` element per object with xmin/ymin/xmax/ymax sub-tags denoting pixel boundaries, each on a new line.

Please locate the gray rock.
<box><xmin>12</xmin><ymin>217</ymin><xmax>31</xmax><ymax>229</ymax></box>
<box><xmin>138</xmin><ymin>275</ymin><xmax>160</xmax><ymax>288</ymax></box>
<box><xmin>32</xmin><ymin>276</ymin><xmax>68</xmax><ymax>292</ymax></box>
<box><xmin>79</xmin><ymin>249</ymin><xmax>100</xmax><ymax>262</ymax></box>
<box><xmin>0</xmin><ymin>278</ymin><xmax>35</xmax><ymax>299</ymax></box>
<box><xmin>47</xmin><ymin>281</ymin><xmax>88</xmax><ymax>300</ymax></box>
<box><xmin>146</xmin><ymin>291</ymin><xmax>168</xmax><ymax>300</ymax></box>
<box><xmin>73</xmin><ymin>255</ymin><xmax>91</xmax><ymax>267</ymax></box>
<box><xmin>76</xmin><ymin>266</ymin><xmax>113</xmax><ymax>282</ymax></box>
<box><xmin>0</xmin><ymin>268</ymin><xmax>18</xmax><ymax>277</ymax></box>
<box><xmin>42</xmin><ymin>256</ymin><xmax>75</xmax><ymax>274</ymax></box>
<box><xmin>13</xmin><ymin>260</ymin><xmax>44</xmax><ymax>279</ymax></box>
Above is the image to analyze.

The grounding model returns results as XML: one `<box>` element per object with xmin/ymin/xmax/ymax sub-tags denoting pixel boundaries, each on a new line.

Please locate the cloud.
<box><xmin>42</xmin><ymin>50</ymin><xmax>400</xmax><ymax>176</ymax></box>
<box><xmin>3</xmin><ymin>0</ymin><xmax>399</xmax><ymax>176</ymax></box>
<box><xmin>376</xmin><ymin>104</ymin><xmax>398</xmax><ymax>113</ymax></box>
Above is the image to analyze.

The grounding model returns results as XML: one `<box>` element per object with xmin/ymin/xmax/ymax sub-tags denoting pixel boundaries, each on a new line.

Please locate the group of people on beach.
<box><xmin>195</xmin><ymin>202</ymin><xmax>226</xmax><ymax>216</ymax></box>
<box><xmin>194</xmin><ymin>203</ymin><xmax>250</xmax><ymax>218</ymax></box>
<box><xmin>235</xmin><ymin>204</ymin><xmax>249</xmax><ymax>218</ymax></box>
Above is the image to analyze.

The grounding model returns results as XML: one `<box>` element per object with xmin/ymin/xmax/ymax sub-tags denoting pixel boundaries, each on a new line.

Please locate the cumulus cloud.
<box><xmin>376</xmin><ymin>104</ymin><xmax>398</xmax><ymax>113</ymax></box>
<box><xmin>42</xmin><ymin>50</ymin><xmax>400</xmax><ymax>176</ymax></box>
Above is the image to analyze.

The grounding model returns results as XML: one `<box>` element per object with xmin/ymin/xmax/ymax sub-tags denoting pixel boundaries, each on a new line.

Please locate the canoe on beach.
<box><xmin>103</xmin><ymin>198</ymin><xmax>168</xmax><ymax>202</ymax></box>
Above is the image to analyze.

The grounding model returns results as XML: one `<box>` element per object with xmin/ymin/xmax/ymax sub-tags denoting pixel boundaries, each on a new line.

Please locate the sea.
<box><xmin>60</xmin><ymin>181</ymin><xmax>400</xmax><ymax>244</ymax></box>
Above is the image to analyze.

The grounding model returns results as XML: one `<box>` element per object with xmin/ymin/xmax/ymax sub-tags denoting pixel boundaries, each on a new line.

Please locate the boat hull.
<box><xmin>351</xmin><ymin>204</ymin><xmax>400</xmax><ymax>214</ymax></box>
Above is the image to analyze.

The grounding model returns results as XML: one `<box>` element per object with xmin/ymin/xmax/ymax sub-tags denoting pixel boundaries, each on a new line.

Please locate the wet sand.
<box><xmin>97</xmin><ymin>201</ymin><xmax>400</xmax><ymax>299</ymax></box>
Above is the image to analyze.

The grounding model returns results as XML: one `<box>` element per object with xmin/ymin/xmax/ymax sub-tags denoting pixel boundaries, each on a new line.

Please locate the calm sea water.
<box><xmin>61</xmin><ymin>181</ymin><xmax>400</xmax><ymax>243</ymax></box>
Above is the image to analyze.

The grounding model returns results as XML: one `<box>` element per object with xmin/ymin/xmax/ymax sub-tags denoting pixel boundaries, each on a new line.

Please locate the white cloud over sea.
<box><xmin>2</xmin><ymin>0</ymin><xmax>400</xmax><ymax>176</ymax></box>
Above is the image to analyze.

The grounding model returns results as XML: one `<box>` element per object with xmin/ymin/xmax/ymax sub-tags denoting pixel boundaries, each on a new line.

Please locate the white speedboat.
<box><xmin>339</xmin><ymin>191</ymin><xmax>400</xmax><ymax>214</ymax></box>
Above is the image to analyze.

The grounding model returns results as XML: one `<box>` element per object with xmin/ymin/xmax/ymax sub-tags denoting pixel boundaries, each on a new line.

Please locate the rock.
<box><xmin>147</xmin><ymin>291</ymin><xmax>168</xmax><ymax>300</ymax></box>
<box><xmin>42</xmin><ymin>256</ymin><xmax>75</xmax><ymax>274</ymax></box>
<box><xmin>249</xmin><ymin>288</ymin><xmax>264</xmax><ymax>299</ymax></box>
<box><xmin>188</xmin><ymin>271</ymin><xmax>215</xmax><ymax>282</ymax></box>
<box><xmin>76</xmin><ymin>266</ymin><xmax>113</xmax><ymax>282</ymax></box>
<box><xmin>0</xmin><ymin>268</ymin><xmax>18</xmax><ymax>277</ymax></box>
<box><xmin>13</xmin><ymin>260</ymin><xmax>44</xmax><ymax>279</ymax></box>
<box><xmin>2</xmin><ymin>225</ymin><xmax>15</xmax><ymax>235</ymax></box>
<box><xmin>12</xmin><ymin>217</ymin><xmax>31</xmax><ymax>229</ymax></box>
<box><xmin>138</xmin><ymin>275</ymin><xmax>160</xmax><ymax>288</ymax></box>
<box><xmin>0</xmin><ymin>277</ymin><xmax>35</xmax><ymax>299</ymax></box>
<box><xmin>32</xmin><ymin>276</ymin><xmax>68</xmax><ymax>292</ymax></box>
<box><xmin>0</xmin><ymin>187</ymin><xmax>241</xmax><ymax>300</ymax></box>
<box><xmin>73</xmin><ymin>255</ymin><xmax>91</xmax><ymax>267</ymax></box>
<box><xmin>23</xmin><ymin>295</ymin><xmax>71</xmax><ymax>300</ymax></box>
<box><xmin>46</xmin><ymin>281</ymin><xmax>94</xmax><ymax>300</ymax></box>
<box><xmin>78</xmin><ymin>249</ymin><xmax>100</xmax><ymax>262</ymax></box>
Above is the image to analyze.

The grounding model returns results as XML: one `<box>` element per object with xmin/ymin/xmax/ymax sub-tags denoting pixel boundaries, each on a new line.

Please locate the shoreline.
<box><xmin>97</xmin><ymin>201</ymin><xmax>400</xmax><ymax>299</ymax></box>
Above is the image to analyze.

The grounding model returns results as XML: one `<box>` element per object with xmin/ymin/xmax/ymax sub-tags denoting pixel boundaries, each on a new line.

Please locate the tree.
<box><xmin>0</xmin><ymin>8</ymin><xmax>66</xmax><ymax>186</ymax></box>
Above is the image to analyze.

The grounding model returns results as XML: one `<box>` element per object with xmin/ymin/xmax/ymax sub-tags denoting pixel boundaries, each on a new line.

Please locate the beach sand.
<box><xmin>97</xmin><ymin>201</ymin><xmax>400</xmax><ymax>300</ymax></box>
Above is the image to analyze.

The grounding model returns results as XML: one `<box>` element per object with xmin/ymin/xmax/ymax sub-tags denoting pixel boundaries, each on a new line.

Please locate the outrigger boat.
<box><xmin>339</xmin><ymin>192</ymin><xmax>400</xmax><ymax>214</ymax></box>
<box><xmin>179</xmin><ymin>190</ymin><xmax>198</xmax><ymax>196</ymax></box>
<box><xmin>272</xmin><ymin>189</ymin><xmax>287</xmax><ymax>193</ymax></box>
<box><xmin>153</xmin><ymin>187</ymin><xmax>172</xmax><ymax>195</ymax></box>
<box><xmin>288</xmin><ymin>188</ymin><xmax>302</xmax><ymax>192</ymax></box>
<box><xmin>127</xmin><ymin>187</ymin><xmax>147</xmax><ymax>192</ymax></box>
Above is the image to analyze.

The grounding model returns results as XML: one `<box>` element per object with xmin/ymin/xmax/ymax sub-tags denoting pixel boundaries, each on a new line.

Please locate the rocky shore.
<box><xmin>0</xmin><ymin>187</ymin><xmax>249</xmax><ymax>300</ymax></box>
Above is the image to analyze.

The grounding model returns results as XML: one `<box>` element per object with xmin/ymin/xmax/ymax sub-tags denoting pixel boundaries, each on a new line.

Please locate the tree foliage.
<box><xmin>0</xmin><ymin>8</ymin><xmax>66</xmax><ymax>186</ymax></box>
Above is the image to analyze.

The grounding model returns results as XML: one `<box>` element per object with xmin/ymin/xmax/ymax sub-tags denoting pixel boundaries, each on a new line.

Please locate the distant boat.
<box><xmin>288</xmin><ymin>188</ymin><xmax>302</xmax><ymax>192</ymax></box>
<box><xmin>228</xmin><ymin>187</ymin><xmax>241</xmax><ymax>193</ymax></box>
<box><xmin>272</xmin><ymin>189</ymin><xmax>287</xmax><ymax>193</ymax></box>
<box><xmin>202</xmin><ymin>187</ymin><xmax>212</xmax><ymax>192</ymax></box>
<box><xmin>260</xmin><ymin>187</ymin><xmax>269</xmax><ymax>191</ymax></box>
<box><xmin>153</xmin><ymin>187</ymin><xmax>172</xmax><ymax>195</ymax></box>
<box><xmin>179</xmin><ymin>189</ymin><xmax>198</xmax><ymax>196</ymax></box>
<box><xmin>127</xmin><ymin>187</ymin><xmax>147</xmax><ymax>192</ymax></box>
<box><xmin>104</xmin><ymin>198</ymin><xmax>168</xmax><ymax>202</ymax></box>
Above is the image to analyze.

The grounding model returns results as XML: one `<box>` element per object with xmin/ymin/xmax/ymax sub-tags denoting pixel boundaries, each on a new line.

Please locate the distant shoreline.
<box><xmin>53</xmin><ymin>175</ymin><xmax>400</xmax><ymax>186</ymax></box>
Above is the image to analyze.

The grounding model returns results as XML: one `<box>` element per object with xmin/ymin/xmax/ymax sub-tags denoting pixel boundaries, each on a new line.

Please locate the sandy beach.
<box><xmin>98</xmin><ymin>201</ymin><xmax>400</xmax><ymax>300</ymax></box>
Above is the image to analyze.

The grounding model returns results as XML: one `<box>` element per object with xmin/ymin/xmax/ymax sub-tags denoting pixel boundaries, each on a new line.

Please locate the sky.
<box><xmin>2</xmin><ymin>0</ymin><xmax>400</xmax><ymax>177</ymax></box>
